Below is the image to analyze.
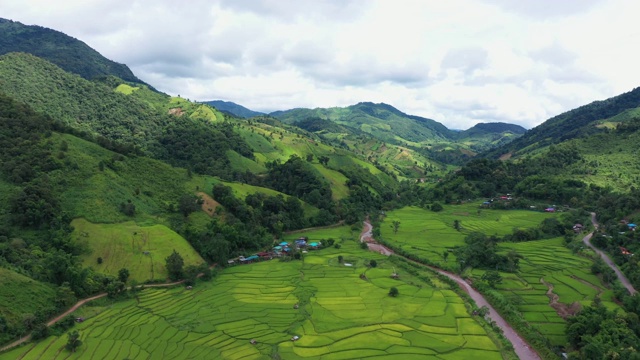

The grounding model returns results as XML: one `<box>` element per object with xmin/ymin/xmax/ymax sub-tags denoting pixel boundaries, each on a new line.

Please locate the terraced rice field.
<box><xmin>491</xmin><ymin>238</ymin><xmax>617</xmax><ymax>346</ymax></box>
<box><xmin>381</xmin><ymin>204</ymin><xmax>555</xmax><ymax>268</ymax></box>
<box><xmin>381</xmin><ymin>205</ymin><xmax>618</xmax><ymax>347</ymax></box>
<box><xmin>3</xmin><ymin>229</ymin><xmax>502</xmax><ymax>359</ymax></box>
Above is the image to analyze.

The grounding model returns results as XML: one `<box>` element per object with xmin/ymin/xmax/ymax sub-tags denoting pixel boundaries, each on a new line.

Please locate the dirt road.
<box><xmin>0</xmin><ymin>272</ymin><xmax>208</xmax><ymax>353</ymax></box>
<box><xmin>360</xmin><ymin>220</ymin><xmax>541</xmax><ymax>360</ymax></box>
<box><xmin>583</xmin><ymin>213</ymin><xmax>637</xmax><ymax>295</ymax></box>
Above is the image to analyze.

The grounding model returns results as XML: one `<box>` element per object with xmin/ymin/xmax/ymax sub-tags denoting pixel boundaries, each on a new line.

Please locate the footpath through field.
<box><xmin>360</xmin><ymin>220</ymin><xmax>541</xmax><ymax>360</ymax></box>
<box><xmin>0</xmin><ymin>267</ymin><xmax>214</xmax><ymax>353</ymax></box>
<box><xmin>583</xmin><ymin>213</ymin><xmax>637</xmax><ymax>295</ymax></box>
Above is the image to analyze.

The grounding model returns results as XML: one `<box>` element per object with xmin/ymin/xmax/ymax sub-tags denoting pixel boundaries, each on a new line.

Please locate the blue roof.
<box><xmin>245</xmin><ymin>255</ymin><xmax>259</xmax><ymax>261</ymax></box>
<box><xmin>309</xmin><ymin>242</ymin><xmax>319</xmax><ymax>246</ymax></box>
<box><xmin>279</xmin><ymin>242</ymin><xmax>289</xmax><ymax>246</ymax></box>
<box><xmin>274</xmin><ymin>246</ymin><xmax>282</xmax><ymax>250</ymax></box>
<box><xmin>629</xmin><ymin>224</ymin><xmax>637</xmax><ymax>227</ymax></box>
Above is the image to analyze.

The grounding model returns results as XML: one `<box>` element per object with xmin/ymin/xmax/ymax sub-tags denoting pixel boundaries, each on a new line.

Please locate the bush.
<box><xmin>389</xmin><ymin>287</ymin><xmax>399</xmax><ymax>297</ymax></box>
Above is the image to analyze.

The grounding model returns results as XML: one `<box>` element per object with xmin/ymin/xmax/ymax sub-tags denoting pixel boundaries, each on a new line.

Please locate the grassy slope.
<box><xmin>50</xmin><ymin>133</ymin><xmax>188</xmax><ymax>224</ymax></box>
<box><xmin>0</xmin><ymin>268</ymin><xmax>57</xmax><ymax>341</ymax></box>
<box><xmin>74</xmin><ymin>219</ymin><xmax>204</xmax><ymax>282</ymax></box>
<box><xmin>4</xmin><ymin>227</ymin><xmax>505</xmax><ymax>360</ymax></box>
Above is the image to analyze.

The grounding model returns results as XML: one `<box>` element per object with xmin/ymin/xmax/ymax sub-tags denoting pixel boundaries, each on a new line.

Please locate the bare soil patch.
<box><xmin>540</xmin><ymin>277</ymin><xmax>581</xmax><ymax>319</ymax></box>
<box><xmin>168</xmin><ymin>107</ymin><xmax>185</xmax><ymax>116</ymax></box>
<box><xmin>197</xmin><ymin>192</ymin><xmax>220</xmax><ymax>217</ymax></box>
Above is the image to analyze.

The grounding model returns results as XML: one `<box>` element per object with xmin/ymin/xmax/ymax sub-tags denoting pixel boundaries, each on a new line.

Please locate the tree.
<box><xmin>106</xmin><ymin>280</ymin><xmax>126</xmax><ymax>298</ymax></box>
<box><xmin>370</xmin><ymin>259</ymin><xmax>377</xmax><ymax>268</ymax></box>
<box><xmin>118</xmin><ymin>268</ymin><xmax>130</xmax><ymax>283</ymax></box>
<box><xmin>318</xmin><ymin>156</ymin><xmax>330</xmax><ymax>166</ymax></box>
<box><xmin>178</xmin><ymin>194</ymin><xmax>201</xmax><ymax>218</ymax></box>
<box><xmin>453</xmin><ymin>220</ymin><xmax>461</xmax><ymax>231</ymax></box>
<box><xmin>165</xmin><ymin>250</ymin><xmax>184</xmax><ymax>281</ymax></box>
<box><xmin>442</xmin><ymin>251</ymin><xmax>449</xmax><ymax>262</ymax></box>
<box><xmin>481</xmin><ymin>270</ymin><xmax>503</xmax><ymax>288</ymax></box>
<box><xmin>306</xmin><ymin>154</ymin><xmax>314</xmax><ymax>162</ymax></box>
<box><xmin>31</xmin><ymin>323</ymin><xmax>49</xmax><ymax>340</ymax></box>
<box><xmin>391</xmin><ymin>220</ymin><xmax>400</xmax><ymax>234</ymax></box>
<box><xmin>66</xmin><ymin>330</ymin><xmax>82</xmax><ymax>352</ymax></box>
<box><xmin>431</xmin><ymin>202</ymin><xmax>443</xmax><ymax>212</ymax></box>
<box><xmin>338</xmin><ymin>255</ymin><xmax>344</xmax><ymax>263</ymax></box>
<box><xmin>389</xmin><ymin>287</ymin><xmax>399</xmax><ymax>297</ymax></box>
<box><xmin>183</xmin><ymin>264</ymin><xmax>200</xmax><ymax>286</ymax></box>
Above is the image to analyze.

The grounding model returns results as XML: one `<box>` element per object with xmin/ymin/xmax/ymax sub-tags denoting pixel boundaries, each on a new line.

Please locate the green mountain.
<box><xmin>271</xmin><ymin>102</ymin><xmax>528</xmax><ymax>166</ymax></box>
<box><xmin>203</xmin><ymin>100</ymin><xmax>265</xmax><ymax>118</ymax></box>
<box><xmin>455</xmin><ymin>122</ymin><xmax>527</xmax><ymax>152</ymax></box>
<box><xmin>272</xmin><ymin>102</ymin><xmax>455</xmax><ymax>145</ymax></box>
<box><xmin>0</xmin><ymin>52</ymin><xmax>253</xmax><ymax>180</ymax></box>
<box><xmin>458</xmin><ymin>122</ymin><xmax>526</xmax><ymax>137</ymax></box>
<box><xmin>0</xmin><ymin>18</ymin><xmax>144</xmax><ymax>84</ymax></box>
<box><xmin>486</xmin><ymin>86</ymin><xmax>640</xmax><ymax>158</ymax></box>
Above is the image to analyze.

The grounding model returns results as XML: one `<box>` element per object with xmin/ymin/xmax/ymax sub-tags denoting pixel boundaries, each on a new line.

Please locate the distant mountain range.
<box><xmin>0</xmin><ymin>18</ymin><xmax>145</xmax><ymax>84</ymax></box>
<box><xmin>207</xmin><ymin>99</ymin><xmax>526</xmax><ymax>141</ymax></box>
<box><xmin>202</xmin><ymin>100</ymin><xmax>265</xmax><ymax>118</ymax></box>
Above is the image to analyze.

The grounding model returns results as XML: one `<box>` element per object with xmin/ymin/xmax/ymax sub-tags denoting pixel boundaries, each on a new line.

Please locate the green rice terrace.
<box><xmin>2</xmin><ymin>226</ymin><xmax>505</xmax><ymax>360</ymax></box>
<box><xmin>379</xmin><ymin>203</ymin><xmax>621</xmax><ymax>349</ymax></box>
<box><xmin>481</xmin><ymin>238</ymin><xmax>618</xmax><ymax>346</ymax></box>
<box><xmin>379</xmin><ymin>203</ymin><xmax>557</xmax><ymax>268</ymax></box>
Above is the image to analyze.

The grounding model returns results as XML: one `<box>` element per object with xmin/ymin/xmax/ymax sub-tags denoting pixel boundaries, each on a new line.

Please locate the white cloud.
<box><xmin>2</xmin><ymin>0</ymin><xmax>640</xmax><ymax>129</ymax></box>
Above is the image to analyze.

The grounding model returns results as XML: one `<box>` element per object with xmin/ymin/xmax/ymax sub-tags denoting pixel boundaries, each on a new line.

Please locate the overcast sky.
<box><xmin>3</xmin><ymin>0</ymin><xmax>640</xmax><ymax>129</ymax></box>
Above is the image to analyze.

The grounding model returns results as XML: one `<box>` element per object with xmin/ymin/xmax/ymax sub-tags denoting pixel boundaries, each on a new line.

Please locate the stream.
<box><xmin>360</xmin><ymin>220</ymin><xmax>541</xmax><ymax>360</ymax></box>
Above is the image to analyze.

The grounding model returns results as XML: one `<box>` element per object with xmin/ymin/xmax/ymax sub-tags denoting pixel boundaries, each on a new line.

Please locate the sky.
<box><xmin>2</xmin><ymin>0</ymin><xmax>640</xmax><ymax>130</ymax></box>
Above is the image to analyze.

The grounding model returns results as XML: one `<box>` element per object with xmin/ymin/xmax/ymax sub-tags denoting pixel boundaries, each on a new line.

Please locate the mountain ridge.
<box><xmin>0</xmin><ymin>17</ymin><xmax>145</xmax><ymax>85</ymax></box>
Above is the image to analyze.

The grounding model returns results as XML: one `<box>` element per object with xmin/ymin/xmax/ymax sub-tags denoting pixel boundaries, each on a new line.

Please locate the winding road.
<box><xmin>583</xmin><ymin>213</ymin><xmax>637</xmax><ymax>295</ymax></box>
<box><xmin>360</xmin><ymin>220</ymin><xmax>541</xmax><ymax>360</ymax></box>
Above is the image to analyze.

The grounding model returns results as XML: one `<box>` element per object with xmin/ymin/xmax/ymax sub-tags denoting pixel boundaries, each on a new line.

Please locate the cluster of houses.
<box><xmin>227</xmin><ymin>237</ymin><xmax>323</xmax><ymax>266</ymax></box>
<box><xmin>482</xmin><ymin>194</ymin><xmax>514</xmax><ymax>206</ymax></box>
<box><xmin>620</xmin><ymin>246</ymin><xmax>634</xmax><ymax>256</ymax></box>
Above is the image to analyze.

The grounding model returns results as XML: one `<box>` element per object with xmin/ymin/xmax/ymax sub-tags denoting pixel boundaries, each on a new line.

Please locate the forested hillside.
<box><xmin>0</xmin><ymin>18</ymin><xmax>144</xmax><ymax>84</ymax></box>
<box><xmin>486</xmin><ymin>86</ymin><xmax>640</xmax><ymax>158</ymax></box>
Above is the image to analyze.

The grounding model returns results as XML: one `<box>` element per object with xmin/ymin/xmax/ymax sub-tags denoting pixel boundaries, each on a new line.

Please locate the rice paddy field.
<box><xmin>380</xmin><ymin>204</ymin><xmax>557</xmax><ymax>268</ymax></box>
<box><xmin>381</xmin><ymin>204</ymin><xmax>619</xmax><ymax>347</ymax></box>
<box><xmin>3</xmin><ymin>226</ymin><xmax>504</xmax><ymax>360</ymax></box>
<box><xmin>486</xmin><ymin>238</ymin><xmax>618</xmax><ymax>346</ymax></box>
<box><xmin>74</xmin><ymin>219</ymin><xmax>205</xmax><ymax>282</ymax></box>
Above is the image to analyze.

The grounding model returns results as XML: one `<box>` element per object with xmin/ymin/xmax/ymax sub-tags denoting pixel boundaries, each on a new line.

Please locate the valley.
<box><xmin>1</xmin><ymin>15</ymin><xmax>640</xmax><ymax>360</ymax></box>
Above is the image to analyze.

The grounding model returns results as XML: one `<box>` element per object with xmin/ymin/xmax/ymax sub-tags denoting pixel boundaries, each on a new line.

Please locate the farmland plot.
<box><xmin>380</xmin><ymin>204</ymin><xmax>555</xmax><ymax>267</ymax></box>
<box><xmin>3</xmin><ymin>229</ymin><xmax>502</xmax><ymax>359</ymax></box>
<box><xmin>494</xmin><ymin>238</ymin><xmax>616</xmax><ymax>346</ymax></box>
